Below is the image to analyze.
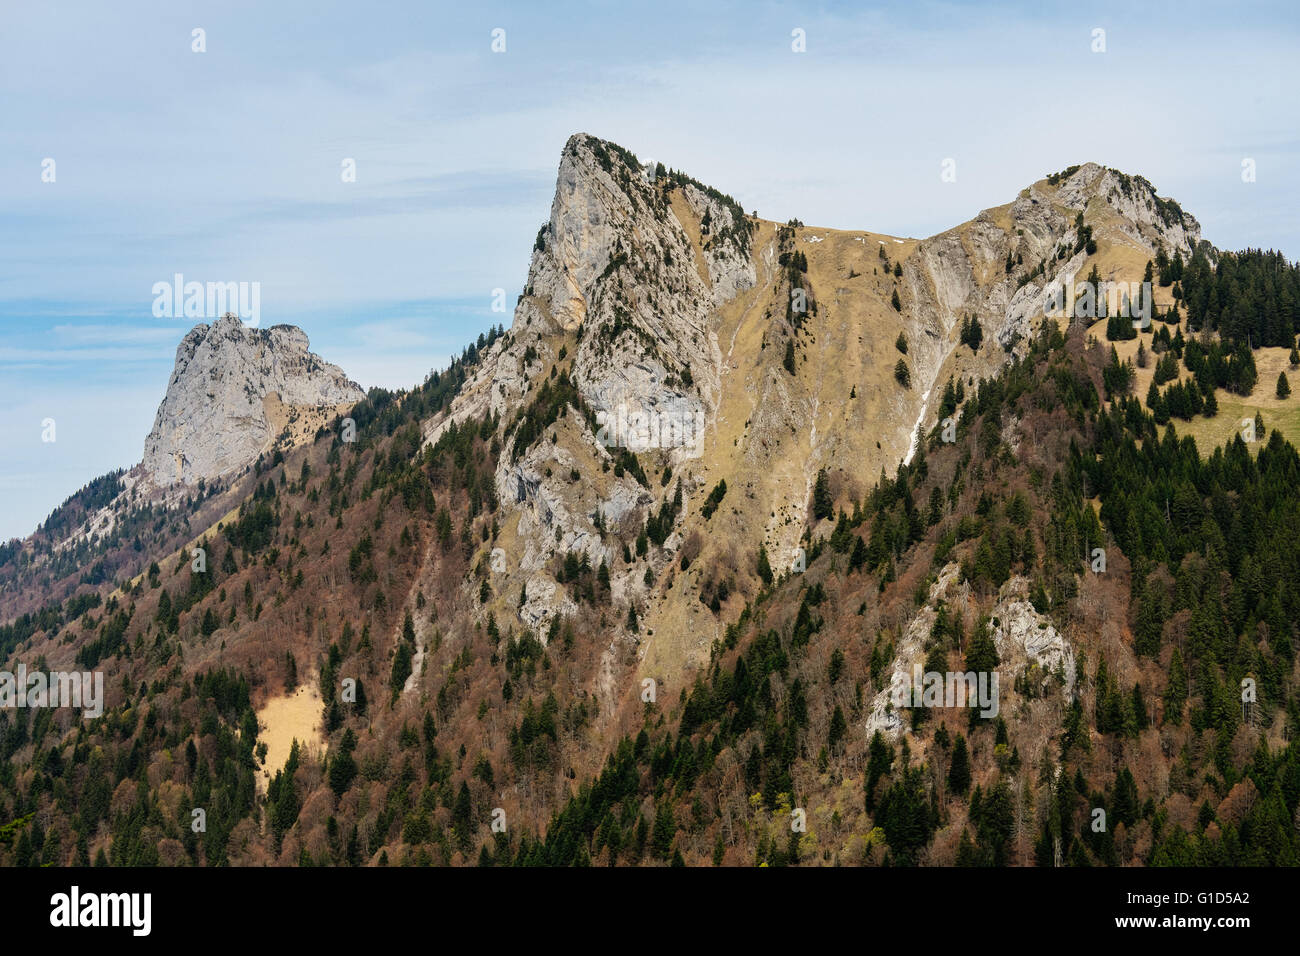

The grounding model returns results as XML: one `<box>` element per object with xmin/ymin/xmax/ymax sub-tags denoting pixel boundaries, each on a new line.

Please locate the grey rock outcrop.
<box><xmin>864</xmin><ymin>566</ymin><xmax>1076</xmax><ymax>740</ymax></box>
<box><xmin>142</xmin><ymin>314</ymin><xmax>364</xmax><ymax>486</ymax></box>
<box><xmin>430</xmin><ymin>133</ymin><xmax>754</xmax><ymax>449</ymax></box>
<box><xmin>989</xmin><ymin>575</ymin><xmax>1077</xmax><ymax>700</ymax></box>
<box><xmin>426</xmin><ymin>134</ymin><xmax>756</xmax><ymax>633</ymax></box>
<box><xmin>897</xmin><ymin>161</ymin><xmax>1201</xmax><ymax>460</ymax></box>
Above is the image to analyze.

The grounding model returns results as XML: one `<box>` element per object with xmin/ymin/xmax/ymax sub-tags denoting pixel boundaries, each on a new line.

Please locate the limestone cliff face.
<box><xmin>897</xmin><ymin>162</ymin><xmax>1203</xmax><ymax>461</ymax></box>
<box><xmin>426</xmin><ymin>134</ymin><xmax>757</xmax><ymax>607</ymax></box>
<box><xmin>425</xmin><ymin>137</ymin><xmax>1204</xmax><ymax>670</ymax></box>
<box><xmin>142</xmin><ymin>315</ymin><xmax>364</xmax><ymax>486</ymax></box>
<box><xmin>431</xmin><ymin>133</ymin><xmax>754</xmax><ymax>441</ymax></box>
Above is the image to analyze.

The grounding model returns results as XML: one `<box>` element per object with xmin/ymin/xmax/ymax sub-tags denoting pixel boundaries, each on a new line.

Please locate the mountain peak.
<box><xmin>1034</xmin><ymin>162</ymin><xmax>1201</xmax><ymax>254</ymax></box>
<box><xmin>425</xmin><ymin>137</ymin><xmax>1215</xmax><ymax>648</ymax></box>
<box><xmin>142</xmin><ymin>315</ymin><xmax>363</xmax><ymax>487</ymax></box>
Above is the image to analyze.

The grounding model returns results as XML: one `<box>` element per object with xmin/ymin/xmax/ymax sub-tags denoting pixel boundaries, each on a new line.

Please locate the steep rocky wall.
<box><xmin>899</xmin><ymin>162</ymin><xmax>1202</xmax><ymax>453</ymax></box>
<box><xmin>142</xmin><ymin>314</ymin><xmax>364</xmax><ymax>486</ymax></box>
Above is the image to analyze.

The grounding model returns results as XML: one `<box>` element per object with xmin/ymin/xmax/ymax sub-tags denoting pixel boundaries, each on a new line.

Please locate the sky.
<box><xmin>2</xmin><ymin>0</ymin><xmax>1298</xmax><ymax>541</ymax></box>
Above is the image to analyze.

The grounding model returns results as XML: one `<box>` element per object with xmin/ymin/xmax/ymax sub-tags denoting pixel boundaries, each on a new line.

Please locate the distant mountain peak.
<box><xmin>142</xmin><ymin>314</ymin><xmax>363</xmax><ymax>486</ymax></box>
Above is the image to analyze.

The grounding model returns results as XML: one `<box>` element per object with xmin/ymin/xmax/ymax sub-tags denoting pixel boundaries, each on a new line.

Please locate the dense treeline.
<box><xmin>0</xmin><ymin>666</ymin><xmax>257</xmax><ymax>866</ymax></box>
<box><xmin>1180</xmin><ymin>248</ymin><xmax>1300</xmax><ymax>349</ymax></box>
<box><xmin>38</xmin><ymin>471</ymin><xmax>125</xmax><ymax>542</ymax></box>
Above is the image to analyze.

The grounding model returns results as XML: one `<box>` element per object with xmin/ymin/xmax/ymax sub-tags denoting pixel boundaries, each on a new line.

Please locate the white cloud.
<box><xmin>51</xmin><ymin>324</ymin><xmax>181</xmax><ymax>346</ymax></box>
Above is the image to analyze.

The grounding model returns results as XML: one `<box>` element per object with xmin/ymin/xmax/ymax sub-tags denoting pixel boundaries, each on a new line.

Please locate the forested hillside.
<box><xmin>4</xmin><ymin>315</ymin><xmax>1299</xmax><ymax>867</ymax></box>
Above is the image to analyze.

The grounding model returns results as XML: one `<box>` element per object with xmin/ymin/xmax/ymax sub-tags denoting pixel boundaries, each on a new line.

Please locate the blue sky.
<box><xmin>2</xmin><ymin>0</ymin><xmax>1298</xmax><ymax>541</ymax></box>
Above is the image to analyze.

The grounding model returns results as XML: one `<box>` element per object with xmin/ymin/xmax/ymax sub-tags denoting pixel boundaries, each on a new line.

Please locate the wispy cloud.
<box><xmin>1</xmin><ymin>0</ymin><xmax>1298</xmax><ymax>538</ymax></box>
<box><xmin>0</xmin><ymin>346</ymin><xmax>172</xmax><ymax>365</ymax></box>
<box><xmin>215</xmin><ymin>169</ymin><xmax>554</xmax><ymax>231</ymax></box>
<box><xmin>50</xmin><ymin>324</ymin><xmax>181</xmax><ymax>346</ymax></box>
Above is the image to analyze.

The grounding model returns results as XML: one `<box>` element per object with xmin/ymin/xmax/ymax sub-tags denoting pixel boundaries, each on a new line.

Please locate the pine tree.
<box><xmin>756</xmin><ymin>544</ymin><xmax>773</xmax><ymax>586</ymax></box>
<box><xmin>829</xmin><ymin>705</ymin><xmax>848</xmax><ymax>752</ymax></box>
<box><xmin>328</xmin><ymin>730</ymin><xmax>358</xmax><ymax>796</ymax></box>
<box><xmin>1165</xmin><ymin>647</ymin><xmax>1187</xmax><ymax>716</ymax></box>
<box><xmin>849</xmin><ymin>534</ymin><xmax>868</xmax><ymax>571</ymax></box>
<box><xmin>975</xmin><ymin>780</ymin><xmax>1016</xmax><ymax>864</ymax></box>
<box><xmin>453</xmin><ymin>781</ymin><xmax>473</xmax><ymax>850</ymax></box>
<box><xmin>894</xmin><ymin>359</ymin><xmax>911</xmax><ymax>388</ymax></box>
<box><xmin>813</xmin><ymin>468</ymin><xmax>833</xmax><ymax>520</ymax></box>
<box><xmin>1113</xmin><ymin>767</ymin><xmax>1140</xmax><ymax>827</ymax></box>
<box><xmin>958</xmin><ymin>315</ymin><xmax>984</xmax><ymax>351</ymax></box>
<box><xmin>927</xmin><ymin>485</ymin><xmax>943</xmax><ymax>525</ymax></box>
<box><xmin>1278</xmin><ymin>372</ymin><xmax>1291</xmax><ymax>399</ymax></box>
<box><xmin>1131</xmin><ymin>683</ymin><xmax>1149</xmax><ymax>730</ymax></box>
<box><xmin>829</xmin><ymin>647</ymin><xmax>845</xmax><ymax>684</ymax></box>
<box><xmin>965</xmin><ymin>624</ymin><xmax>999</xmax><ymax>673</ymax></box>
<box><xmin>865</xmin><ymin>732</ymin><xmax>893</xmax><ymax>812</ymax></box>
<box><xmin>948</xmin><ymin>733</ymin><xmax>971</xmax><ymax>794</ymax></box>
<box><xmin>1134</xmin><ymin>595</ymin><xmax>1163</xmax><ymax>657</ymax></box>
<box><xmin>652</xmin><ymin>801</ymin><xmax>676</xmax><ymax>859</ymax></box>
<box><xmin>390</xmin><ymin>642</ymin><xmax>413</xmax><ymax>699</ymax></box>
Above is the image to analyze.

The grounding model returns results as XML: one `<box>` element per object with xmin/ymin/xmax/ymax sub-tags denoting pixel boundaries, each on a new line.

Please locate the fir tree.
<box><xmin>894</xmin><ymin>359</ymin><xmax>911</xmax><ymax>388</ymax></box>
<box><xmin>813</xmin><ymin>468</ymin><xmax>833</xmax><ymax>520</ymax></box>
<box><xmin>1165</xmin><ymin>647</ymin><xmax>1187</xmax><ymax>716</ymax></box>
<box><xmin>756</xmin><ymin>544</ymin><xmax>773</xmax><ymax>586</ymax></box>
<box><xmin>948</xmin><ymin>733</ymin><xmax>971</xmax><ymax>794</ymax></box>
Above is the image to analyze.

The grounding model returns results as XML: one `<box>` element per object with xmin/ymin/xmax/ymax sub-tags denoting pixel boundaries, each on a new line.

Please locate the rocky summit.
<box><xmin>141</xmin><ymin>314</ymin><xmax>365</xmax><ymax>487</ymax></box>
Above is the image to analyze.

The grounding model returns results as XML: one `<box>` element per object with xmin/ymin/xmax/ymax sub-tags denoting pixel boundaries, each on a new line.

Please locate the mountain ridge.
<box><xmin>4</xmin><ymin>133</ymin><xmax>1298</xmax><ymax>869</ymax></box>
<box><xmin>422</xmin><ymin>135</ymin><xmax>1205</xmax><ymax>682</ymax></box>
